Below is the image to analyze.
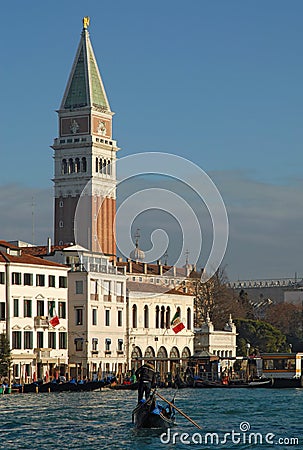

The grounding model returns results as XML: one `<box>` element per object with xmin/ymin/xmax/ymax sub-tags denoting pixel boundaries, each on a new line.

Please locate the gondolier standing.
<box><xmin>135</xmin><ymin>361</ymin><xmax>156</xmax><ymax>403</ymax></box>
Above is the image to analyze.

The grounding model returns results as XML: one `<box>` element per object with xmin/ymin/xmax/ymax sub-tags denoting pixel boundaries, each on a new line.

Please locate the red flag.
<box><xmin>49</xmin><ymin>315</ymin><xmax>60</xmax><ymax>327</ymax></box>
<box><xmin>171</xmin><ymin>311</ymin><xmax>185</xmax><ymax>334</ymax></box>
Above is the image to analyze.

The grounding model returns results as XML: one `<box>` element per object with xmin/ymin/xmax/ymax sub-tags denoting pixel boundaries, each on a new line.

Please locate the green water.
<box><xmin>1</xmin><ymin>388</ymin><xmax>302</xmax><ymax>449</ymax></box>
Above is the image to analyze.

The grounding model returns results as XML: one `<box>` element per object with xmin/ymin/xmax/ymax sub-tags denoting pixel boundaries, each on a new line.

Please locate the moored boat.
<box><xmin>15</xmin><ymin>379</ymin><xmax>106</xmax><ymax>393</ymax></box>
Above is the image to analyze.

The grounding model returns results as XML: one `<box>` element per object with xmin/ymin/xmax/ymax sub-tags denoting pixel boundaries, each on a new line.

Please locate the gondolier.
<box><xmin>135</xmin><ymin>361</ymin><xmax>156</xmax><ymax>403</ymax></box>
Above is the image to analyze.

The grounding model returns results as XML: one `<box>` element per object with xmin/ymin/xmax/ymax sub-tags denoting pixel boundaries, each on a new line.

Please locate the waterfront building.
<box><xmin>23</xmin><ymin>243</ymin><xmax>194</xmax><ymax>381</ymax></box>
<box><xmin>20</xmin><ymin>243</ymin><xmax>126</xmax><ymax>379</ymax></box>
<box><xmin>51</xmin><ymin>245</ymin><xmax>127</xmax><ymax>380</ymax></box>
<box><xmin>116</xmin><ymin>259</ymin><xmax>195</xmax><ymax>381</ymax></box>
<box><xmin>194</xmin><ymin>313</ymin><xmax>237</xmax><ymax>358</ymax></box>
<box><xmin>0</xmin><ymin>241</ymin><xmax>69</xmax><ymax>383</ymax></box>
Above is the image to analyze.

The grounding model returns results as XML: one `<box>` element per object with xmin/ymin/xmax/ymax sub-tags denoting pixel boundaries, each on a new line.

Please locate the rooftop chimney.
<box><xmin>47</xmin><ymin>237</ymin><xmax>52</xmax><ymax>255</ymax></box>
<box><xmin>157</xmin><ymin>260</ymin><xmax>163</xmax><ymax>275</ymax></box>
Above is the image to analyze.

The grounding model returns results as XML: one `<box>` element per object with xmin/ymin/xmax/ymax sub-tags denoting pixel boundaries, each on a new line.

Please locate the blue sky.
<box><xmin>1</xmin><ymin>1</ymin><xmax>303</xmax><ymax>280</ymax></box>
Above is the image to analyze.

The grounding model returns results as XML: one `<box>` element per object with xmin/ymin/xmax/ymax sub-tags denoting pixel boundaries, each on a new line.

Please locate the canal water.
<box><xmin>1</xmin><ymin>387</ymin><xmax>302</xmax><ymax>449</ymax></box>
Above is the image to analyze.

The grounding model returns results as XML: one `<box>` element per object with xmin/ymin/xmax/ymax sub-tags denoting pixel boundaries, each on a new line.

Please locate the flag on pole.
<box><xmin>171</xmin><ymin>310</ymin><xmax>185</xmax><ymax>334</ymax></box>
<box><xmin>48</xmin><ymin>300</ymin><xmax>60</xmax><ymax>327</ymax></box>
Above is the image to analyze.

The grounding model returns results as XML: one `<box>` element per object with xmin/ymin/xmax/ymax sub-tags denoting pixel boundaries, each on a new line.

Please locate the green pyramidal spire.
<box><xmin>61</xmin><ymin>18</ymin><xmax>111</xmax><ymax>112</ymax></box>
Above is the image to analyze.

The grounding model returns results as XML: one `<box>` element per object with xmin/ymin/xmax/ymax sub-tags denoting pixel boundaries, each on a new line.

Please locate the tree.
<box><xmin>0</xmin><ymin>333</ymin><xmax>11</xmax><ymax>379</ymax></box>
<box><xmin>189</xmin><ymin>267</ymin><xmax>248</xmax><ymax>328</ymax></box>
<box><xmin>234</xmin><ymin>318</ymin><xmax>289</xmax><ymax>356</ymax></box>
<box><xmin>264</xmin><ymin>302</ymin><xmax>303</xmax><ymax>352</ymax></box>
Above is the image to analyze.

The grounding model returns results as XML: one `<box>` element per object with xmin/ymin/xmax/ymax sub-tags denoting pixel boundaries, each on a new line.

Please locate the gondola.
<box><xmin>15</xmin><ymin>379</ymin><xmax>106</xmax><ymax>393</ymax></box>
<box><xmin>132</xmin><ymin>392</ymin><xmax>175</xmax><ymax>429</ymax></box>
<box><xmin>193</xmin><ymin>378</ymin><xmax>273</xmax><ymax>388</ymax></box>
<box><xmin>39</xmin><ymin>379</ymin><xmax>106</xmax><ymax>392</ymax></box>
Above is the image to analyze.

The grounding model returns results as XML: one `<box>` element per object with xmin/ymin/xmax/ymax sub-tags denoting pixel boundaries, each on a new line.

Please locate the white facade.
<box><xmin>0</xmin><ymin>242</ymin><xmax>69</xmax><ymax>383</ymax></box>
<box><xmin>67</xmin><ymin>263</ymin><xmax>127</xmax><ymax>379</ymax></box>
<box><xmin>194</xmin><ymin>314</ymin><xmax>237</xmax><ymax>358</ymax></box>
<box><xmin>40</xmin><ymin>245</ymin><xmax>127</xmax><ymax>379</ymax></box>
<box><xmin>127</xmin><ymin>283</ymin><xmax>195</xmax><ymax>381</ymax></box>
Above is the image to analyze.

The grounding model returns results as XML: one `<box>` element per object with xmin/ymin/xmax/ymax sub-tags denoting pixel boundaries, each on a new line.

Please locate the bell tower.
<box><xmin>52</xmin><ymin>17</ymin><xmax>118</xmax><ymax>256</ymax></box>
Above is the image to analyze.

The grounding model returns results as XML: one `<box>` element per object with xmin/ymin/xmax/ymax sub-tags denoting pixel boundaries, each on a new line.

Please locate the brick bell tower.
<box><xmin>52</xmin><ymin>17</ymin><xmax>119</xmax><ymax>256</ymax></box>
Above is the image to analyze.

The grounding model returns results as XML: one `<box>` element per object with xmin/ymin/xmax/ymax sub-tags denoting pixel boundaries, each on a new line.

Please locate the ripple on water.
<box><xmin>0</xmin><ymin>388</ymin><xmax>303</xmax><ymax>449</ymax></box>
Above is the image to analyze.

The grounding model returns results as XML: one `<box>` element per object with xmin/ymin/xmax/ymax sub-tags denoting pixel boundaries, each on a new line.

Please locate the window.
<box><xmin>105</xmin><ymin>309</ymin><xmax>110</xmax><ymax>326</ymax></box>
<box><xmin>36</xmin><ymin>274</ymin><xmax>45</xmax><ymax>287</ymax></box>
<box><xmin>75</xmin><ymin>280</ymin><xmax>83</xmax><ymax>294</ymax></box>
<box><xmin>0</xmin><ymin>303</ymin><xmax>5</xmax><ymax>320</ymax></box>
<box><xmin>160</xmin><ymin>306</ymin><xmax>165</xmax><ymax>329</ymax></box>
<box><xmin>166</xmin><ymin>307</ymin><xmax>170</xmax><ymax>328</ymax></box>
<box><xmin>37</xmin><ymin>300</ymin><xmax>44</xmax><ymax>316</ymax></box>
<box><xmin>59</xmin><ymin>276</ymin><xmax>67</xmax><ymax>288</ymax></box>
<box><xmin>48</xmin><ymin>332</ymin><xmax>56</xmax><ymax>349</ymax></box>
<box><xmin>12</xmin><ymin>331</ymin><xmax>21</xmax><ymax>349</ymax></box>
<box><xmin>13</xmin><ymin>364</ymin><xmax>19</xmax><ymax>378</ymax></box>
<box><xmin>155</xmin><ymin>306</ymin><xmax>160</xmax><ymax>328</ymax></box>
<box><xmin>58</xmin><ymin>302</ymin><xmax>66</xmax><ymax>319</ymax></box>
<box><xmin>81</xmin><ymin>157</ymin><xmax>87</xmax><ymax>172</ymax></box>
<box><xmin>187</xmin><ymin>307</ymin><xmax>192</xmax><ymax>330</ymax></box>
<box><xmin>61</xmin><ymin>159</ymin><xmax>67</xmax><ymax>174</ymax></box>
<box><xmin>24</xmin><ymin>331</ymin><xmax>33</xmax><ymax>349</ymax></box>
<box><xmin>144</xmin><ymin>305</ymin><xmax>149</xmax><ymax>328</ymax></box>
<box><xmin>92</xmin><ymin>338</ymin><xmax>98</xmax><ymax>351</ymax></box>
<box><xmin>103</xmin><ymin>281</ymin><xmax>111</xmax><ymax>301</ymax></box>
<box><xmin>105</xmin><ymin>338</ymin><xmax>111</xmax><ymax>352</ymax></box>
<box><xmin>12</xmin><ymin>272</ymin><xmax>21</xmax><ymax>285</ymax></box>
<box><xmin>37</xmin><ymin>331</ymin><xmax>43</xmax><ymax>348</ymax></box>
<box><xmin>117</xmin><ymin>310</ymin><xmax>123</xmax><ymax>327</ymax></box>
<box><xmin>59</xmin><ymin>221</ymin><xmax>64</xmax><ymax>228</ymax></box>
<box><xmin>132</xmin><ymin>305</ymin><xmax>137</xmax><ymax>328</ymax></box>
<box><xmin>92</xmin><ymin>308</ymin><xmax>97</xmax><ymax>326</ymax></box>
<box><xmin>75</xmin><ymin>338</ymin><xmax>84</xmax><ymax>351</ymax></box>
<box><xmin>48</xmin><ymin>275</ymin><xmax>56</xmax><ymax>287</ymax></box>
<box><xmin>59</xmin><ymin>332</ymin><xmax>67</xmax><ymax>349</ymax></box>
<box><xmin>75</xmin><ymin>158</ymin><xmax>80</xmax><ymax>173</ymax></box>
<box><xmin>117</xmin><ymin>339</ymin><xmax>123</xmax><ymax>352</ymax></box>
<box><xmin>0</xmin><ymin>272</ymin><xmax>5</xmax><ymax>284</ymax></box>
<box><xmin>24</xmin><ymin>299</ymin><xmax>32</xmax><ymax>318</ymax></box>
<box><xmin>116</xmin><ymin>282</ymin><xmax>123</xmax><ymax>302</ymax></box>
<box><xmin>59</xmin><ymin>200</ymin><xmax>64</xmax><ymax>208</ymax></box>
<box><xmin>24</xmin><ymin>273</ymin><xmax>33</xmax><ymax>286</ymax></box>
<box><xmin>48</xmin><ymin>300</ymin><xmax>56</xmax><ymax>318</ymax></box>
<box><xmin>68</xmin><ymin>158</ymin><xmax>74</xmax><ymax>173</ymax></box>
<box><xmin>76</xmin><ymin>308</ymin><xmax>83</xmax><ymax>325</ymax></box>
<box><xmin>90</xmin><ymin>279</ymin><xmax>98</xmax><ymax>300</ymax></box>
<box><xmin>13</xmin><ymin>299</ymin><xmax>19</xmax><ymax>317</ymax></box>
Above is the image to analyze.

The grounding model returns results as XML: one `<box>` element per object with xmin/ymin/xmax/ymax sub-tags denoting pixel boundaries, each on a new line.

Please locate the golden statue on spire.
<box><xmin>83</xmin><ymin>17</ymin><xmax>90</xmax><ymax>29</ymax></box>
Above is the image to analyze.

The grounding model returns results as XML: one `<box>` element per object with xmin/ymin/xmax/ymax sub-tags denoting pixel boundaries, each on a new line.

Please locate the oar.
<box><xmin>155</xmin><ymin>391</ymin><xmax>202</xmax><ymax>430</ymax></box>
